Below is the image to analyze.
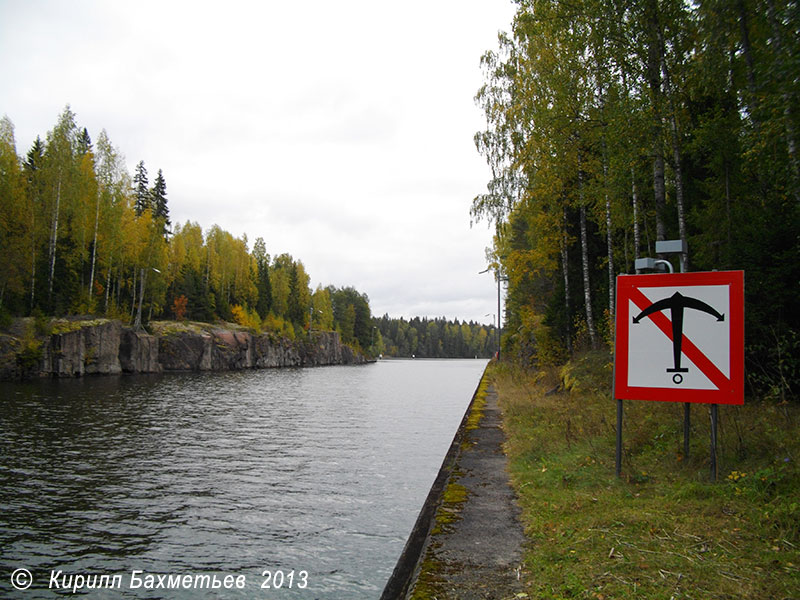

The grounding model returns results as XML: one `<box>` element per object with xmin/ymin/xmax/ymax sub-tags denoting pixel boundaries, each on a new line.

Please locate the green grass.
<box><xmin>494</xmin><ymin>352</ymin><xmax>799</xmax><ymax>599</ymax></box>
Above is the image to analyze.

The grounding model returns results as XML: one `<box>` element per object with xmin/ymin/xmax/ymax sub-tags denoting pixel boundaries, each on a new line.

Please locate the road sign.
<box><xmin>614</xmin><ymin>271</ymin><xmax>744</xmax><ymax>405</ymax></box>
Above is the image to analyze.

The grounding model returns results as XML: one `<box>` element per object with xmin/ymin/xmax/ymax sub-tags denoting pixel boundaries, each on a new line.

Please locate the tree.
<box><xmin>270</xmin><ymin>258</ymin><xmax>290</xmax><ymax>318</ymax></box>
<box><xmin>0</xmin><ymin>116</ymin><xmax>29</xmax><ymax>312</ymax></box>
<box><xmin>340</xmin><ymin>303</ymin><xmax>356</xmax><ymax>344</ymax></box>
<box><xmin>252</xmin><ymin>236</ymin><xmax>272</xmax><ymax>318</ymax></box>
<box><xmin>41</xmin><ymin>106</ymin><xmax>86</xmax><ymax>312</ymax></box>
<box><xmin>311</xmin><ymin>285</ymin><xmax>334</xmax><ymax>330</ymax></box>
<box><xmin>91</xmin><ymin>129</ymin><xmax>130</xmax><ymax>313</ymax></box>
<box><xmin>150</xmin><ymin>168</ymin><xmax>170</xmax><ymax>237</ymax></box>
<box><xmin>288</xmin><ymin>262</ymin><xmax>304</xmax><ymax>325</ymax></box>
<box><xmin>472</xmin><ymin>0</ymin><xmax>799</xmax><ymax>400</ymax></box>
<box><xmin>375</xmin><ymin>315</ymin><xmax>496</xmax><ymax>358</ymax></box>
<box><xmin>172</xmin><ymin>294</ymin><xmax>188</xmax><ymax>320</ymax></box>
<box><xmin>133</xmin><ymin>160</ymin><xmax>150</xmax><ymax>216</ymax></box>
<box><xmin>329</xmin><ymin>286</ymin><xmax>372</xmax><ymax>348</ymax></box>
<box><xmin>23</xmin><ymin>136</ymin><xmax>46</xmax><ymax>312</ymax></box>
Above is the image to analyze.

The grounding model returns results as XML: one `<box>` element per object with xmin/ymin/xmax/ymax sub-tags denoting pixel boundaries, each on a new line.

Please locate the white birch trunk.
<box><xmin>561</xmin><ymin>207</ymin><xmax>572</xmax><ymax>353</ymax></box>
<box><xmin>578</xmin><ymin>160</ymin><xmax>597</xmax><ymax>347</ymax></box>
<box><xmin>604</xmin><ymin>153</ymin><xmax>615</xmax><ymax>320</ymax></box>
<box><xmin>632</xmin><ymin>165</ymin><xmax>640</xmax><ymax>267</ymax></box>
<box><xmin>48</xmin><ymin>175</ymin><xmax>62</xmax><ymax>300</ymax></box>
<box><xmin>88</xmin><ymin>190</ymin><xmax>101</xmax><ymax>302</ymax></box>
<box><xmin>660</xmin><ymin>48</ymin><xmax>688</xmax><ymax>270</ymax></box>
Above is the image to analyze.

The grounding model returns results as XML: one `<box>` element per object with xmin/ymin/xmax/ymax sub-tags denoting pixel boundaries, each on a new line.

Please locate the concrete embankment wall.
<box><xmin>379</xmin><ymin>365</ymin><xmax>489</xmax><ymax>600</ymax></box>
<box><xmin>0</xmin><ymin>318</ymin><xmax>366</xmax><ymax>380</ymax></box>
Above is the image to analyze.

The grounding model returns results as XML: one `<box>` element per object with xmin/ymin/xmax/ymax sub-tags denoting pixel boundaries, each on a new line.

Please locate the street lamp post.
<box><xmin>479</xmin><ymin>267</ymin><xmax>506</xmax><ymax>360</ymax></box>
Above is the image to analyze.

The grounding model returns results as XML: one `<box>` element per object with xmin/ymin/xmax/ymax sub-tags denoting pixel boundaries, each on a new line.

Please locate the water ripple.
<box><xmin>0</xmin><ymin>360</ymin><xmax>486</xmax><ymax>598</ymax></box>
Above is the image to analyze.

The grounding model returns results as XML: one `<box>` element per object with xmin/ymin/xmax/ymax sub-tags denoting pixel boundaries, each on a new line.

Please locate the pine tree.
<box><xmin>24</xmin><ymin>136</ymin><xmax>45</xmax><ymax>312</ymax></box>
<box><xmin>252</xmin><ymin>237</ymin><xmax>272</xmax><ymax>318</ymax></box>
<box><xmin>133</xmin><ymin>160</ymin><xmax>150</xmax><ymax>216</ymax></box>
<box><xmin>150</xmin><ymin>168</ymin><xmax>170</xmax><ymax>236</ymax></box>
<box><xmin>76</xmin><ymin>127</ymin><xmax>92</xmax><ymax>155</ymax></box>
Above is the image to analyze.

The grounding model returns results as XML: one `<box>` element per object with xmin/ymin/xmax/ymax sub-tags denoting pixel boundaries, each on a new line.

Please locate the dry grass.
<box><xmin>494</xmin><ymin>352</ymin><xmax>800</xmax><ymax>599</ymax></box>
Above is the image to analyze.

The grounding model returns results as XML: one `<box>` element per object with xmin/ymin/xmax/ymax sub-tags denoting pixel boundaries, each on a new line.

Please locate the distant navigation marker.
<box><xmin>632</xmin><ymin>291</ymin><xmax>725</xmax><ymax>384</ymax></box>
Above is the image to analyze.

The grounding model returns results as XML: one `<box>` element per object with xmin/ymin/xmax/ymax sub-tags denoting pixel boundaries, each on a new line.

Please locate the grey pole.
<box><xmin>497</xmin><ymin>275</ymin><xmax>501</xmax><ymax>360</ymax></box>
<box><xmin>684</xmin><ymin>403</ymin><xmax>691</xmax><ymax>462</ymax></box>
<box><xmin>710</xmin><ymin>404</ymin><xmax>718</xmax><ymax>481</ymax></box>
<box><xmin>680</xmin><ymin>257</ymin><xmax>691</xmax><ymax>463</ymax></box>
<box><xmin>616</xmin><ymin>398</ymin><xmax>623</xmax><ymax>477</ymax></box>
<box><xmin>479</xmin><ymin>267</ymin><xmax>502</xmax><ymax>359</ymax></box>
<box><xmin>654</xmin><ymin>240</ymin><xmax>692</xmax><ymax>464</ymax></box>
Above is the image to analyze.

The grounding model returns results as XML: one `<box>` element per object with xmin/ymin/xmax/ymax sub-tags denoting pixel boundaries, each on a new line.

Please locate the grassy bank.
<box><xmin>494</xmin><ymin>352</ymin><xmax>799</xmax><ymax>599</ymax></box>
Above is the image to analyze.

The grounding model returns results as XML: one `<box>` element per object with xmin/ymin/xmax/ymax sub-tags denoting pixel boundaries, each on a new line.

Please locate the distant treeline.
<box><xmin>376</xmin><ymin>315</ymin><xmax>496</xmax><ymax>358</ymax></box>
<box><xmin>0</xmin><ymin>108</ymin><xmax>370</xmax><ymax>350</ymax></box>
<box><xmin>0</xmin><ymin>108</ymin><xmax>495</xmax><ymax>359</ymax></box>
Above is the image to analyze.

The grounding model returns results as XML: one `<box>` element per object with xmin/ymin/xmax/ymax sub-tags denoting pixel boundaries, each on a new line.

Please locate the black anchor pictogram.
<box><xmin>632</xmin><ymin>291</ymin><xmax>725</xmax><ymax>384</ymax></box>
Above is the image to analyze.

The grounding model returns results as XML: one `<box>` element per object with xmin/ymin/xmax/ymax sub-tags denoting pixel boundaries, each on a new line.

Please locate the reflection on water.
<box><xmin>0</xmin><ymin>359</ymin><xmax>486</xmax><ymax>598</ymax></box>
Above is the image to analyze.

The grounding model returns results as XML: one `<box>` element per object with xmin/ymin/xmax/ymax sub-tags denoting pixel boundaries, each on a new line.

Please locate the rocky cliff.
<box><xmin>0</xmin><ymin>318</ymin><xmax>367</xmax><ymax>380</ymax></box>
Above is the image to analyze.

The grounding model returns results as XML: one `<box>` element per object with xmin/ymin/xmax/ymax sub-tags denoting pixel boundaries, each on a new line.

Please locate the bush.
<box><xmin>747</xmin><ymin>327</ymin><xmax>799</xmax><ymax>402</ymax></box>
<box><xmin>32</xmin><ymin>308</ymin><xmax>51</xmax><ymax>337</ymax></box>
<box><xmin>15</xmin><ymin>321</ymin><xmax>43</xmax><ymax>374</ymax></box>
<box><xmin>172</xmin><ymin>295</ymin><xmax>188</xmax><ymax>321</ymax></box>
<box><xmin>0</xmin><ymin>308</ymin><xmax>11</xmax><ymax>331</ymax></box>
<box><xmin>231</xmin><ymin>304</ymin><xmax>262</xmax><ymax>333</ymax></box>
<box><xmin>262</xmin><ymin>313</ymin><xmax>296</xmax><ymax>340</ymax></box>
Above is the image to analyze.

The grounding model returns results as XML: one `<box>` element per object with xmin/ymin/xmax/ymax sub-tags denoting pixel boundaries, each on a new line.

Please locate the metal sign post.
<box><xmin>654</xmin><ymin>240</ymin><xmax>693</xmax><ymax>462</ymax></box>
<box><xmin>616</xmin><ymin>398</ymin><xmax>623</xmax><ymax>478</ymax></box>
<box><xmin>710</xmin><ymin>404</ymin><xmax>719</xmax><ymax>481</ymax></box>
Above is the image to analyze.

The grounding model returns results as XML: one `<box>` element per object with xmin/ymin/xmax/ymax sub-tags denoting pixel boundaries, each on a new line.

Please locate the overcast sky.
<box><xmin>0</xmin><ymin>0</ymin><xmax>514</xmax><ymax>324</ymax></box>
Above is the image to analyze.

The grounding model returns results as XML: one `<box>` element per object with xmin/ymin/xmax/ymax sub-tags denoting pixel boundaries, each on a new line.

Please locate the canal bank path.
<box><xmin>383</xmin><ymin>380</ymin><xmax>529</xmax><ymax>599</ymax></box>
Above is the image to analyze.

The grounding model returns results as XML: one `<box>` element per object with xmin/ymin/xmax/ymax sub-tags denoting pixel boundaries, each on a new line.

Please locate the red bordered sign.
<box><xmin>614</xmin><ymin>271</ymin><xmax>744</xmax><ymax>405</ymax></box>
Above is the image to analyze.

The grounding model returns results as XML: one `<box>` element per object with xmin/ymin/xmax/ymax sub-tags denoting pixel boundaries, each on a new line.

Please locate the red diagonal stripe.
<box><xmin>629</xmin><ymin>287</ymin><xmax>730</xmax><ymax>392</ymax></box>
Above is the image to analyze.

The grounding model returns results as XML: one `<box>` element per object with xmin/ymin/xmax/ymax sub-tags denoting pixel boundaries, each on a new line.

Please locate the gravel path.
<box><xmin>407</xmin><ymin>384</ymin><xmax>528</xmax><ymax>599</ymax></box>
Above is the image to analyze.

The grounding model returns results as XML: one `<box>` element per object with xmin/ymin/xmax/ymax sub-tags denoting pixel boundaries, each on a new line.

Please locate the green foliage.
<box><xmin>328</xmin><ymin>286</ymin><xmax>372</xmax><ymax>349</ymax></box>
<box><xmin>32</xmin><ymin>309</ymin><xmax>51</xmax><ymax>337</ymax></box>
<box><xmin>0</xmin><ymin>106</ymin><xmax>384</xmax><ymax>337</ymax></box>
<box><xmin>231</xmin><ymin>304</ymin><xmax>261</xmax><ymax>333</ymax></box>
<box><xmin>252</xmin><ymin>236</ymin><xmax>272</xmax><ymax>319</ymax></box>
<box><xmin>747</xmin><ymin>328</ymin><xmax>800</xmax><ymax>403</ymax></box>
<box><xmin>559</xmin><ymin>349</ymin><xmax>613</xmax><ymax>396</ymax></box>
<box><xmin>0</xmin><ymin>308</ymin><xmax>11</xmax><ymax>331</ymax></box>
<box><xmin>14</xmin><ymin>320</ymin><xmax>44</xmax><ymax>373</ymax></box>
<box><xmin>150</xmin><ymin>168</ymin><xmax>170</xmax><ymax>236</ymax></box>
<box><xmin>15</xmin><ymin>338</ymin><xmax>42</xmax><ymax>372</ymax></box>
<box><xmin>263</xmin><ymin>313</ymin><xmax>295</xmax><ymax>340</ymax></box>
<box><xmin>310</xmin><ymin>286</ymin><xmax>334</xmax><ymax>331</ymax></box>
<box><xmin>133</xmin><ymin>160</ymin><xmax>150</xmax><ymax>216</ymax></box>
<box><xmin>476</xmin><ymin>0</ymin><xmax>800</xmax><ymax>399</ymax></box>
<box><xmin>375</xmin><ymin>314</ymin><xmax>496</xmax><ymax>358</ymax></box>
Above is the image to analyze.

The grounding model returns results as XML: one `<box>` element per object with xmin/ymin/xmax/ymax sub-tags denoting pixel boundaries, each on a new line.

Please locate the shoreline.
<box><xmin>0</xmin><ymin>317</ymin><xmax>369</xmax><ymax>381</ymax></box>
<box><xmin>380</xmin><ymin>364</ymin><xmax>526</xmax><ymax>599</ymax></box>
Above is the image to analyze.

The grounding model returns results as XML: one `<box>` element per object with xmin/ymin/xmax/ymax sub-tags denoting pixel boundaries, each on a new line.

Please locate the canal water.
<box><xmin>0</xmin><ymin>359</ymin><xmax>487</xmax><ymax>598</ymax></box>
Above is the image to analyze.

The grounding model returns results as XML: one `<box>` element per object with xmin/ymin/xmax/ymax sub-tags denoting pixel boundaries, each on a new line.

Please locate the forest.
<box><xmin>0</xmin><ymin>107</ymin><xmax>496</xmax><ymax>358</ymax></box>
<box><xmin>473</xmin><ymin>0</ymin><xmax>799</xmax><ymax>399</ymax></box>
<box><xmin>375</xmin><ymin>315</ymin><xmax>497</xmax><ymax>358</ymax></box>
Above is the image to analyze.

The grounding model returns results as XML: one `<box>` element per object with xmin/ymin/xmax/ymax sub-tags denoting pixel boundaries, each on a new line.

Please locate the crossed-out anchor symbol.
<box><xmin>632</xmin><ymin>291</ymin><xmax>725</xmax><ymax>384</ymax></box>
